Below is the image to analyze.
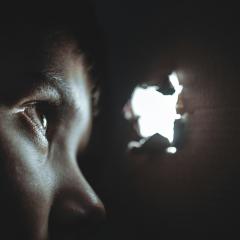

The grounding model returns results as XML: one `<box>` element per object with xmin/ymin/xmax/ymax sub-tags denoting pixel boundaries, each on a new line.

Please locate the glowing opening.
<box><xmin>166</xmin><ymin>147</ymin><xmax>177</xmax><ymax>154</ymax></box>
<box><xmin>128</xmin><ymin>72</ymin><xmax>183</xmax><ymax>143</ymax></box>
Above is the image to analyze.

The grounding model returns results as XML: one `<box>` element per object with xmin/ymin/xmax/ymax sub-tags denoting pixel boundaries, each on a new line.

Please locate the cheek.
<box><xmin>0</xmin><ymin>117</ymin><xmax>55</xmax><ymax>239</ymax></box>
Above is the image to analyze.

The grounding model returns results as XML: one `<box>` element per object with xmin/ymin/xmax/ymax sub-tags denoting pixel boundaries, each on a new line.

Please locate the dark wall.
<box><xmin>92</xmin><ymin>1</ymin><xmax>240</xmax><ymax>240</ymax></box>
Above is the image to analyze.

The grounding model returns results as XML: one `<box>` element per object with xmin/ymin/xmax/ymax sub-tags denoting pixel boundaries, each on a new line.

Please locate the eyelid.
<box><xmin>9</xmin><ymin>86</ymin><xmax>61</xmax><ymax>117</ymax></box>
<box><xmin>15</xmin><ymin>85</ymin><xmax>62</xmax><ymax>107</ymax></box>
<box><xmin>10</xmin><ymin>101</ymin><xmax>44</xmax><ymax>115</ymax></box>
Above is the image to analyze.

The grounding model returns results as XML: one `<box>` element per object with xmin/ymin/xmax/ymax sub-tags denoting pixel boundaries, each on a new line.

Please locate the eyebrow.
<box><xmin>43</xmin><ymin>71</ymin><xmax>72</xmax><ymax>99</ymax></box>
<box><xmin>11</xmin><ymin>71</ymin><xmax>67</xmax><ymax>106</ymax></box>
<box><xmin>31</xmin><ymin>71</ymin><xmax>84</xmax><ymax>111</ymax></box>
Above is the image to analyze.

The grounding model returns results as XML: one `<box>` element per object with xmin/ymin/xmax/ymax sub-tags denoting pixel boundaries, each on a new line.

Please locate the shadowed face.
<box><xmin>0</xmin><ymin>30</ymin><xmax>105</xmax><ymax>240</ymax></box>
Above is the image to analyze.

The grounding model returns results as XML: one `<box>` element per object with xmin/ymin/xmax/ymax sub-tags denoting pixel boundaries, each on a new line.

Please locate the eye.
<box><xmin>22</xmin><ymin>102</ymin><xmax>48</xmax><ymax>137</ymax></box>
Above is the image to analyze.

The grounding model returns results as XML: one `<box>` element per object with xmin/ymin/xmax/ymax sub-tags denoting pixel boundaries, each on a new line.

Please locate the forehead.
<box><xmin>1</xmin><ymin>26</ymin><xmax>80</xmax><ymax>70</ymax></box>
<box><xmin>0</xmin><ymin>27</ymin><xmax>92</xmax><ymax>104</ymax></box>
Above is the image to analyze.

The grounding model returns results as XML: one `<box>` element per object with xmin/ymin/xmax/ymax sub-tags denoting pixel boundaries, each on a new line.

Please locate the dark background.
<box><xmin>80</xmin><ymin>1</ymin><xmax>240</xmax><ymax>240</ymax></box>
<box><xmin>1</xmin><ymin>2</ymin><xmax>239</xmax><ymax>239</ymax></box>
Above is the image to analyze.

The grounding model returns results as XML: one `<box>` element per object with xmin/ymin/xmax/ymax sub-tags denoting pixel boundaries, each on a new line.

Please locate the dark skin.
<box><xmin>0</xmin><ymin>30</ymin><xmax>105</xmax><ymax>240</ymax></box>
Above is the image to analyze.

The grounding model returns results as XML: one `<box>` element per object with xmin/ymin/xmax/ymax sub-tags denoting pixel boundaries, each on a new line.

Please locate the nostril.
<box><xmin>49</xmin><ymin>196</ymin><xmax>106</xmax><ymax>239</ymax></box>
<box><xmin>73</xmin><ymin>201</ymin><xmax>106</xmax><ymax>237</ymax></box>
<box><xmin>85</xmin><ymin>200</ymin><xmax>106</xmax><ymax>223</ymax></box>
<box><xmin>74</xmin><ymin>199</ymin><xmax>106</xmax><ymax>229</ymax></box>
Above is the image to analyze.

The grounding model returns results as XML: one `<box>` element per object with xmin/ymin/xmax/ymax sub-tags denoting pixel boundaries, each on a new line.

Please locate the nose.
<box><xmin>49</xmin><ymin>161</ymin><xmax>106</xmax><ymax>239</ymax></box>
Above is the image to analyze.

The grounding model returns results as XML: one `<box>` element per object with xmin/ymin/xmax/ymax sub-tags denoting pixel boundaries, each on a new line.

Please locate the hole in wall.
<box><xmin>124</xmin><ymin>71</ymin><xmax>187</xmax><ymax>155</ymax></box>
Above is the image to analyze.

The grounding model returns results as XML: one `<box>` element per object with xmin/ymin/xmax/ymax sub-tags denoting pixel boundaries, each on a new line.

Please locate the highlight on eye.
<box><xmin>12</xmin><ymin>101</ymin><xmax>49</xmax><ymax>141</ymax></box>
<box><xmin>22</xmin><ymin>102</ymin><xmax>48</xmax><ymax>135</ymax></box>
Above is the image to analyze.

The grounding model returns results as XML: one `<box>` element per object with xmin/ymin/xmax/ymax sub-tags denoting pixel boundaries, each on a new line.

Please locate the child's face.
<box><xmin>0</xmin><ymin>37</ymin><xmax>105</xmax><ymax>239</ymax></box>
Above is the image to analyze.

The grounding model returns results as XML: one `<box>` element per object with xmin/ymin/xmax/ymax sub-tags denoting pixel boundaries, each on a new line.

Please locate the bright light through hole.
<box><xmin>129</xmin><ymin>72</ymin><xmax>183</xmax><ymax>143</ymax></box>
<box><xmin>166</xmin><ymin>147</ymin><xmax>177</xmax><ymax>154</ymax></box>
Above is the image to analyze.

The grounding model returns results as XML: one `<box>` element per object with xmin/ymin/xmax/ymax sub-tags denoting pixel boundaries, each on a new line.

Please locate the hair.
<box><xmin>0</xmin><ymin>2</ymin><xmax>104</xmax><ymax>114</ymax></box>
